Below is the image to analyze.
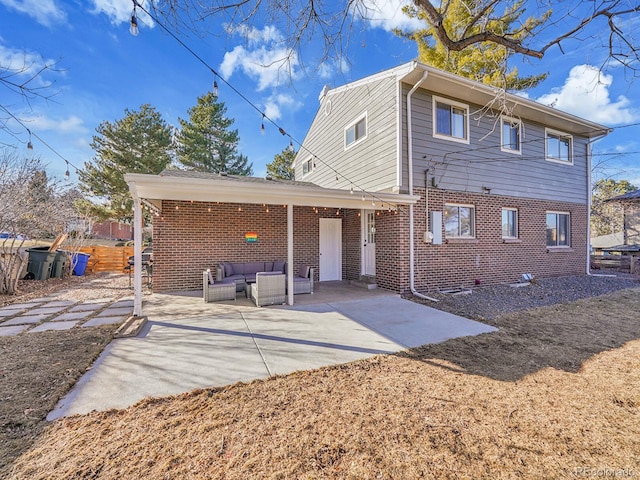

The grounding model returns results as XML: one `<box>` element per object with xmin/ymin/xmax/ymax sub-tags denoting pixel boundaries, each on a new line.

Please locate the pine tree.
<box><xmin>400</xmin><ymin>0</ymin><xmax>548</xmax><ymax>91</ymax></box>
<box><xmin>79</xmin><ymin>104</ymin><xmax>173</xmax><ymax>221</ymax></box>
<box><xmin>176</xmin><ymin>92</ymin><xmax>253</xmax><ymax>175</ymax></box>
<box><xmin>266</xmin><ymin>147</ymin><xmax>296</xmax><ymax>180</ymax></box>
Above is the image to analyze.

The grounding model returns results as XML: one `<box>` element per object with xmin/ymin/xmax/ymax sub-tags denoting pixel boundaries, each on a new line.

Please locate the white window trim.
<box><xmin>546</xmin><ymin>210</ymin><xmax>571</xmax><ymax>247</ymax></box>
<box><xmin>301</xmin><ymin>156</ymin><xmax>314</xmax><ymax>177</ymax></box>
<box><xmin>500</xmin><ymin>116</ymin><xmax>522</xmax><ymax>155</ymax></box>
<box><xmin>501</xmin><ymin>207</ymin><xmax>519</xmax><ymax>239</ymax></box>
<box><xmin>344</xmin><ymin>112</ymin><xmax>368</xmax><ymax>150</ymax></box>
<box><xmin>545</xmin><ymin>128</ymin><xmax>573</xmax><ymax>165</ymax></box>
<box><xmin>432</xmin><ymin>95</ymin><xmax>470</xmax><ymax>145</ymax></box>
<box><xmin>444</xmin><ymin>203</ymin><xmax>476</xmax><ymax>238</ymax></box>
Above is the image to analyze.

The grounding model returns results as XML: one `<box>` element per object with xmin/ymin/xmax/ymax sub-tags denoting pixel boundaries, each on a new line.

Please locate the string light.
<box><xmin>65</xmin><ymin>160</ymin><xmax>70</xmax><ymax>179</ymax></box>
<box><xmin>27</xmin><ymin>129</ymin><xmax>33</xmax><ymax>150</ymax></box>
<box><xmin>261</xmin><ymin>114</ymin><xmax>265</xmax><ymax>135</ymax></box>
<box><xmin>213</xmin><ymin>76</ymin><xmax>219</xmax><ymax>97</ymax></box>
<box><xmin>129</xmin><ymin>5</ymin><xmax>139</xmax><ymax>36</ymax></box>
<box><xmin>288</xmin><ymin>139</ymin><xmax>294</xmax><ymax>152</ymax></box>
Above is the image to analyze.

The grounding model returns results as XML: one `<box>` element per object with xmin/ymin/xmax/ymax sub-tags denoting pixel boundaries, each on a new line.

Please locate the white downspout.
<box><xmin>586</xmin><ymin>131</ymin><xmax>612</xmax><ymax>276</ymax></box>
<box><xmin>407</xmin><ymin>71</ymin><xmax>438</xmax><ymax>302</ymax></box>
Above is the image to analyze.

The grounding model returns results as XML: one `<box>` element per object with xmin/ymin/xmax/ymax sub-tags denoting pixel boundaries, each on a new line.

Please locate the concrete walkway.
<box><xmin>48</xmin><ymin>285</ymin><xmax>496</xmax><ymax>419</ymax></box>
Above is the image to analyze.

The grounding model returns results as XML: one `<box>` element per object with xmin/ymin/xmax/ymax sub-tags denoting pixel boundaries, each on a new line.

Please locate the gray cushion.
<box><xmin>207</xmin><ymin>269</ymin><xmax>215</xmax><ymax>285</ymax></box>
<box><xmin>221</xmin><ymin>262</ymin><xmax>233</xmax><ymax>276</ymax></box>
<box><xmin>231</xmin><ymin>263</ymin><xmax>245</xmax><ymax>275</ymax></box>
<box><xmin>244</xmin><ymin>262</ymin><xmax>265</xmax><ymax>275</ymax></box>
<box><xmin>264</xmin><ymin>261</ymin><xmax>274</xmax><ymax>272</ymax></box>
<box><xmin>244</xmin><ymin>273</ymin><xmax>256</xmax><ymax>283</ymax></box>
<box><xmin>273</xmin><ymin>260</ymin><xmax>285</xmax><ymax>273</ymax></box>
<box><xmin>298</xmin><ymin>265</ymin><xmax>310</xmax><ymax>279</ymax></box>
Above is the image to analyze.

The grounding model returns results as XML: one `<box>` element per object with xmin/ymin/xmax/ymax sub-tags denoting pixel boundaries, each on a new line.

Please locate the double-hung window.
<box><xmin>545</xmin><ymin>129</ymin><xmax>573</xmax><ymax>164</ymax></box>
<box><xmin>501</xmin><ymin>116</ymin><xmax>521</xmax><ymax>154</ymax></box>
<box><xmin>546</xmin><ymin>212</ymin><xmax>570</xmax><ymax>247</ymax></box>
<box><xmin>502</xmin><ymin>208</ymin><xmax>518</xmax><ymax>239</ymax></box>
<box><xmin>345</xmin><ymin>114</ymin><xmax>367</xmax><ymax>149</ymax></box>
<box><xmin>433</xmin><ymin>96</ymin><xmax>469</xmax><ymax>143</ymax></box>
<box><xmin>444</xmin><ymin>204</ymin><xmax>475</xmax><ymax>238</ymax></box>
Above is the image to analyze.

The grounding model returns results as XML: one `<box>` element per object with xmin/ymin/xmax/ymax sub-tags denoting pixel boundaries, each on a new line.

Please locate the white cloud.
<box><xmin>220</xmin><ymin>26</ymin><xmax>299</xmax><ymax>91</ymax></box>
<box><xmin>23</xmin><ymin>114</ymin><xmax>87</xmax><ymax>135</ymax></box>
<box><xmin>536</xmin><ymin>65</ymin><xmax>637</xmax><ymax>125</ymax></box>
<box><xmin>0</xmin><ymin>43</ymin><xmax>55</xmax><ymax>86</ymax></box>
<box><xmin>356</xmin><ymin>0</ymin><xmax>423</xmax><ymax>32</ymax></box>
<box><xmin>263</xmin><ymin>93</ymin><xmax>301</xmax><ymax>121</ymax></box>
<box><xmin>90</xmin><ymin>0</ymin><xmax>153</xmax><ymax>28</ymax></box>
<box><xmin>0</xmin><ymin>0</ymin><xmax>65</xmax><ymax>26</ymax></box>
<box><xmin>317</xmin><ymin>56</ymin><xmax>350</xmax><ymax>80</ymax></box>
<box><xmin>225</xmin><ymin>25</ymin><xmax>284</xmax><ymax>46</ymax></box>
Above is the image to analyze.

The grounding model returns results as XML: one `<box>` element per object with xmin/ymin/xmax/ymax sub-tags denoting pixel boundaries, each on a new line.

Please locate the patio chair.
<box><xmin>291</xmin><ymin>266</ymin><xmax>314</xmax><ymax>295</ymax></box>
<box><xmin>250</xmin><ymin>272</ymin><xmax>286</xmax><ymax>307</ymax></box>
<box><xmin>203</xmin><ymin>269</ymin><xmax>236</xmax><ymax>302</ymax></box>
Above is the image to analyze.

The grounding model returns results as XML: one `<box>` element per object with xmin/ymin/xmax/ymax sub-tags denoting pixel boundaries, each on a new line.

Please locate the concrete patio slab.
<box><xmin>42</xmin><ymin>300</ymin><xmax>77</xmax><ymax>308</ymax></box>
<box><xmin>2</xmin><ymin>315</ymin><xmax>46</xmax><ymax>326</ymax></box>
<box><xmin>1</xmin><ymin>302</ymin><xmax>43</xmax><ymax>309</ymax></box>
<box><xmin>27</xmin><ymin>306</ymin><xmax>67</xmax><ymax>316</ymax></box>
<box><xmin>69</xmin><ymin>303</ymin><xmax>108</xmax><ymax>312</ymax></box>
<box><xmin>97</xmin><ymin>307</ymin><xmax>132</xmax><ymax>317</ymax></box>
<box><xmin>0</xmin><ymin>325</ymin><xmax>30</xmax><ymax>336</ymax></box>
<box><xmin>0</xmin><ymin>308</ymin><xmax>25</xmax><ymax>317</ymax></box>
<box><xmin>31</xmin><ymin>321</ymin><xmax>78</xmax><ymax>332</ymax></box>
<box><xmin>82</xmin><ymin>316</ymin><xmax>127</xmax><ymax>327</ymax></box>
<box><xmin>51</xmin><ymin>311</ymin><xmax>94</xmax><ymax>322</ymax></box>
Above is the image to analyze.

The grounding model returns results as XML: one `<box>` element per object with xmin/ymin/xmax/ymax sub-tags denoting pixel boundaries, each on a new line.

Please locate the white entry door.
<box><xmin>319</xmin><ymin>218</ymin><xmax>342</xmax><ymax>281</ymax></box>
<box><xmin>362</xmin><ymin>210</ymin><xmax>376</xmax><ymax>276</ymax></box>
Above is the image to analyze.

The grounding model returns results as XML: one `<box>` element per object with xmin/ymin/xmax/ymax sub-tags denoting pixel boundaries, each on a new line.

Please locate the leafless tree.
<box><xmin>148</xmin><ymin>0</ymin><xmax>640</xmax><ymax>76</ymax></box>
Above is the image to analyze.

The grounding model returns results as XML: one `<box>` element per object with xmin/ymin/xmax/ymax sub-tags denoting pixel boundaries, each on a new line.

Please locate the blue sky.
<box><xmin>1</xmin><ymin>0</ymin><xmax>639</xmax><ymax>187</ymax></box>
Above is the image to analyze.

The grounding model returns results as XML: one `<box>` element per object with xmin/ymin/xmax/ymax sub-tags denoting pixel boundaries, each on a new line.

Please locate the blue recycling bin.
<box><xmin>72</xmin><ymin>252</ymin><xmax>90</xmax><ymax>276</ymax></box>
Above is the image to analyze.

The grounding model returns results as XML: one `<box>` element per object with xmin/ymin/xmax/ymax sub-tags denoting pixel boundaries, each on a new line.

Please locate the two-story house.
<box><xmin>125</xmin><ymin>62</ymin><xmax>609</xmax><ymax>312</ymax></box>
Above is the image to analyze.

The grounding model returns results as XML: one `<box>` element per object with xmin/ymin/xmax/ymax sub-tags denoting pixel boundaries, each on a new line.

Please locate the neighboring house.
<box><xmin>603</xmin><ymin>189</ymin><xmax>640</xmax><ymax>250</ymax></box>
<box><xmin>91</xmin><ymin>220</ymin><xmax>133</xmax><ymax>241</ymax></box>
<box><xmin>125</xmin><ymin>62</ymin><xmax>609</xmax><ymax>312</ymax></box>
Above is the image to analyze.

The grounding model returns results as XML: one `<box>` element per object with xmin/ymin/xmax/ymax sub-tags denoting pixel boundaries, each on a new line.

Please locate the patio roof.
<box><xmin>124</xmin><ymin>170</ymin><xmax>420</xmax><ymax>210</ymax></box>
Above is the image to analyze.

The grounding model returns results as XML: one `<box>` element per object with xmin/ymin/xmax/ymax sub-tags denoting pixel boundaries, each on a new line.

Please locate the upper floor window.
<box><xmin>501</xmin><ymin>116</ymin><xmax>521</xmax><ymax>154</ymax></box>
<box><xmin>433</xmin><ymin>96</ymin><xmax>469</xmax><ymax>144</ymax></box>
<box><xmin>546</xmin><ymin>212</ymin><xmax>570</xmax><ymax>247</ymax></box>
<box><xmin>545</xmin><ymin>129</ymin><xmax>573</xmax><ymax>164</ymax></box>
<box><xmin>345</xmin><ymin>114</ymin><xmax>367</xmax><ymax>149</ymax></box>
<box><xmin>444</xmin><ymin>204</ymin><xmax>475</xmax><ymax>238</ymax></box>
<box><xmin>302</xmin><ymin>157</ymin><xmax>314</xmax><ymax>176</ymax></box>
<box><xmin>502</xmin><ymin>208</ymin><xmax>518</xmax><ymax>239</ymax></box>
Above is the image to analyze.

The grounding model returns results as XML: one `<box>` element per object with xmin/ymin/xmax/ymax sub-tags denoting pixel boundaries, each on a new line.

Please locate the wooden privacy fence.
<box><xmin>78</xmin><ymin>246</ymin><xmax>134</xmax><ymax>273</ymax></box>
<box><xmin>590</xmin><ymin>254</ymin><xmax>637</xmax><ymax>273</ymax></box>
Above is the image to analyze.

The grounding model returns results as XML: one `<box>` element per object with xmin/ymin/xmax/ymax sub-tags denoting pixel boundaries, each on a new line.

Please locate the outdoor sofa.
<box><xmin>216</xmin><ymin>261</ymin><xmax>313</xmax><ymax>295</ymax></box>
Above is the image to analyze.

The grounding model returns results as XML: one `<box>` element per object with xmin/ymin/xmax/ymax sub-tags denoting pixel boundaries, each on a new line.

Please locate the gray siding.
<box><xmin>401</xmin><ymin>86</ymin><xmax>590</xmax><ymax>204</ymax></box>
<box><xmin>295</xmin><ymin>76</ymin><xmax>399</xmax><ymax>193</ymax></box>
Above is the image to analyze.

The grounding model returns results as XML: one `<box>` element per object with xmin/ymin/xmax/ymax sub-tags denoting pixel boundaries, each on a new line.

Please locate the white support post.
<box><xmin>287</xmin><ymin>203</ymin><xmax>294</xmax><ymax>306</ymax></box>
<box><xmin>133</xmin><ymin>192</ymin><xmax>143</xmax><ymax>316</ymax></box>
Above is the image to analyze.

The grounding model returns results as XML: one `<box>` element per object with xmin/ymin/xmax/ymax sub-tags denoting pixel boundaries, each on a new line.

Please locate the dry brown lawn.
<box><xmin>6</xmin><ymin>288</ymin><xmax>640</xmax><ymax>479</ymax></box>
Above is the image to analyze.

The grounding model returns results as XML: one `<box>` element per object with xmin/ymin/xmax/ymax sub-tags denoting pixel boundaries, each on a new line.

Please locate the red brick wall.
<box><xmin>153</xmin><ymin>201</ymin><xmax>355</xmax><ymax>292</ymax></box>
<box><xmin>407</xmin><ymin>187</ymin><xmax>588</xmax><ymax>292</ymax></box>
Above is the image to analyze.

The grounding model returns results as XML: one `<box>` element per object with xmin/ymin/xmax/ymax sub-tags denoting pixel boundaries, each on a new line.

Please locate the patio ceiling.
<box><xmin>125</xmin><ymin>171</ymin><xmax>420</xmax><ymax>211</ymax></box>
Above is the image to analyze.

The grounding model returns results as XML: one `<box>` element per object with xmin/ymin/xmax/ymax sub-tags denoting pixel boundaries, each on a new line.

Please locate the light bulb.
<box><xmin>27</xmin><ymin>141</ymin><xmax>33</xmax><ymax>150</ymax></box>
<box><xmin>130</xmin><ymin>15</ymin><xmax>139</xmax><ymax>36</ymax></box>
<box><xmin>213</xmin><ymin>79</ymin><xmax>219</xmax><ymax>97</ymax></box>
<box><xmin>288</xmin><ymin>140</ymin><xmax>294</xmax><ymax>152</ymax></box>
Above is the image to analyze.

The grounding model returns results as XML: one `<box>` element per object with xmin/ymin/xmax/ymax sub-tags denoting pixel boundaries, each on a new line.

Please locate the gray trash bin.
<box><xmin>51</xmin><ymin>250</ymin><xmax>69</xmax><ymax>278</ymax></box>
<box><xmin>26</xmin><ymin>247</ymin><xmax>57</xmax><ymax>281</ymax></box>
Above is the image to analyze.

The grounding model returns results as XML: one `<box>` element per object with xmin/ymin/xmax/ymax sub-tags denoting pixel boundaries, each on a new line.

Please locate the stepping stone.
<box><xmin>0</xmin><ymin>308</ymin><xmax>24</xmax><ymax>317</ymax></box>
<box><xmin>2</xmin><ymin>315</ymin><xmax>47</xmax><ymax>326</ymax></box>
<box><xmin>97</xmin><ymin>307</ymin><xmax>132</xmax><ymax>317</ymax></box>
<box><xmin>51</xmin><ymin>311</ymin><xmax>93</xmax><ymax>322</ymax></box>
<box><xmin>27</xmin><ymin>306</ymin><xmax>68</xmax><ymax>315</ymax></box>
<box><xmin>9</xmin><ymin>302</ymin><xmax>45</xmax><ymax>308</ymax></box>
<box><xmin>42</xmin><ymin>300</ymin><xmax>76</xmax><ymax>308</ymax></box>
<box><xmin>111</xmin><ymin>299</ymin><xmax>134</xmax><ymax>308</ymax></box>
<box><xmin>69</xmin><ymin>303</ymin><xmax>108</xmax><ymax>312</ymax></box>
<box><xmin>0</xmin><ymin>325</ymin><xmax>30</xmax><ymax>336</ymax></box>
<box><xmin>30</xmin><ymin>321</ymin><xmax>78</xmax><ymax>332</ymax></box>
<box><xmin>82</xmin><ymin>316</ymin><xmax>127</xmax><ymax>327</ymax></box>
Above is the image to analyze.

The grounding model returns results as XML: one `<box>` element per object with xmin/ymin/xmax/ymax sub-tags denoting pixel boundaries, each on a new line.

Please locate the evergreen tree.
<box><xmin>266</xmin><ymin>147</ymin><xmax>296</xmax><ymax>180</ymax></box>
<box><xmin>79</xmin><ymin>104</ymin><xmax>173</xmax><ymax>221</ymax></box>
<box><xmin>400</xmin><ymin>0</ymin><xmax>548</xmax><ymax>91</ymax></box>
<box><xmin>176</xmin><ymin>91</ymin><xmax>253</xmax><ymax>175</ymax></box>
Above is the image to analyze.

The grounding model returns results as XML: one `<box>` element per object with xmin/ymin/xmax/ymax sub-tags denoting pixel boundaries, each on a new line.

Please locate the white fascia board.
<box><xmin>125</xmin><ymin>173</ymin><xmax>420</xmax><ymax>210</ymax></box>
<box><xmin>323</xmin><ymin>63</ymin><xmax>415</xmax><ymax>99</ymax></box>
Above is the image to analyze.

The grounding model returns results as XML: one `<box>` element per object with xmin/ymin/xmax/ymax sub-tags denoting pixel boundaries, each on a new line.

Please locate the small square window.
<box><xmin>502</xmin><ymin>208</ymin><xmax>518</xmax><ymax>238</ymax></box>
<box><xmin>302</xmin><ymin>158</ymin><xmax>314</xmax><ymax>176</ymax></box>
<box><xmin>546</xmin><ymin>212</ymin><xmax>570</xmax><ymax>246</ymax></box>
<box><xmin>345</xmin><ymin>115</ymin><xmax>367</xmax><ymax>148</ymax></box>
<box><xmin>433</xmin><ymin>96</ymin><xmax>469</xmax><ymax>143</ymax></box>
<box><xmin>444</xmin><ymin>204</ymin><xmax>475</xmax><ymax>238</ymax></box>
<box><xmin>546</xmin><ymin>129</ymin><xmax>573</xmax><ymax>164</ymax></box>
<box><xmin>501</xmin><ymin>117</ymin><xmax>521</xmax><ymax>153</ymax></box>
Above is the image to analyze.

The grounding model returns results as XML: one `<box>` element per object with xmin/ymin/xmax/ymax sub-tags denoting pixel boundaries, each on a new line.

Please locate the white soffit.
<box><xmin>125</xmin><ymin>173</ymin><xmax>420</xmax><ymax>210</ymax></box>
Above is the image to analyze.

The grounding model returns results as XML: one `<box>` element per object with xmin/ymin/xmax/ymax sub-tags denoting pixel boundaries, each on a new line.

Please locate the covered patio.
<box><xmin>125</xmin><ymin>170</ymin><xmax>420</xmax><ymax>316</ymax></box>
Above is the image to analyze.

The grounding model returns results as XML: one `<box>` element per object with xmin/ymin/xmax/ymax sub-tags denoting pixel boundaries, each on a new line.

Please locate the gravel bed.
<box><xmin>407</xmin><ymin>274</ymin><xmax>640</xmax><ymax>321</ymax></box>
